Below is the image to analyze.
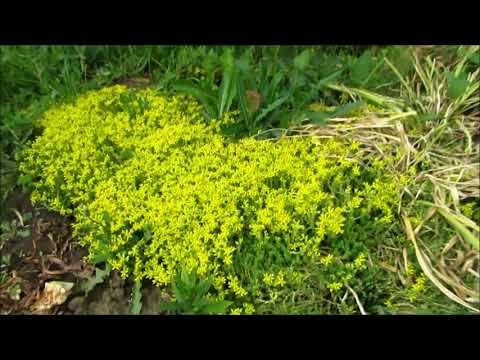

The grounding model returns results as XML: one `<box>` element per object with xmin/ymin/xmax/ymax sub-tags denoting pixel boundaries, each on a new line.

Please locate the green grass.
<box><xmin>1</xmin><ymin>45</ymin><xmax>478</xmax><ymax>314</ymax></box>
<box><xmin>1</xmin><ymin>45</ymin><xmax>340</xmax><ymax>205</ymax></box>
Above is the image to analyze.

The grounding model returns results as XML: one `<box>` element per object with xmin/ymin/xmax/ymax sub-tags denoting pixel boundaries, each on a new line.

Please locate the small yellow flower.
<box><xmin>352</xmin><ymin>165</ymin><xmax>361</xmax><ymax>177</ymax></box>
<box><xmin>243</xmin><ymin>303</ymin><xmax>255</xmax><ymax>315</ymax></box>
<box><xmin>384</xmin><ymin>297</ymin><xmax>396</xmax><ymax>310</ymax></box>
<box><xmin>353</xmin><ymin>253</ymin><xmax>367</xmax><ymax>271</ymax></box>
<box><xmin>348</xmin><ymin>196</ymin><xmax>362</xmax><ymax>210</ymax></box>
<box><xmin>407</xmin><ymin>166</ymin><xmax>417</xmax><ymax>176</ymax></box>
<box><xmin>274</xmin><ymin>272</ymin><xmax>286</xmax><ymax>287</ymax></box>
<box><xmin>321</xmin><ymin>254</ymin><xmax>334</xmax><ymax>266</ymax></box>
<box><xmin>230</xmin><ymin>308</ymin><xmax>242</xmax><ymax>315</ymax></box>
<box><xmin>223</xmin><ymin>254</ymin><xmax>233</xmax><ymax>266</ymax></box>
<box><xmin>349</xmin><ymin>141</ymin><xmax>360</xmax><ymax>152</ymax></box>
<box><xmin>327</xmin><ymin>281</ymin><xmax>343</xmax><ymax>293</ymax></box>
<box><xmin>340</xmin><ymin>92</ymin><xmax>350</xmax><ymax>104</ymax></box>
<box><xmin>406</xmin><ymin>264</ymin><xmax>416</xmax><ymax>277</ymax></box>
<box><xmin>412</xmin><ymin>274</ymin><xmax>427</xmax><ymax>293</ymax></box>
<box><xmin>462</xmin><ymin>203</ymin><xmax>475</xmax><ymax>218</ymax></box>
<box><xmin>228</xmin><ymin>275</ymin><xmax>248</xmax><ymax>297</ymax></box>
<box><xmin>263</xmin><ymin>273</ymin><xmax>275</xmax><ymax>286</ymax></box>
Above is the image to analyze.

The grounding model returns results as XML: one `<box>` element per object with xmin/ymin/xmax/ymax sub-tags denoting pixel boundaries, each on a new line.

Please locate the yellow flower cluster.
<box><xmin>320</xmin><ymin>254</ymin><xmax>334</xmax><ymax>266</ymax></box>
<box><xmin>352</xmin><ymin>253</ymin><xmax>367</xmax><ymax>271</ymax></box>
<box><xmin>19</xmin><ymin>85</ymin><xmax>401</xmax><ymax>308</ymax></box>
<box><xmin>230</xmin><ymin>308</ymin><xmax>243</xmax><ymax>315</ymax></box>
<box><xmin>411</xmin><ymin>275</ymin><xmax>427</xmax><ymax>293</ymax></box>
<box><xmin>407</xmin><ymin>274</ymin><xmax>428</xmax><ymax>302</ymax></box>
<box><xmin>406</xmin><ymin>264</ymin><xmax>416</xmax><ymax>277</ymax></box>
<box><xmin>262</xmin><ymin>272</ymin><xmax>286</xmax><ymax>288</ymax></box>
<box><xmin>327</xmin><ymin>281</ymin><xmax>343</xmax><ymax>293</ymax></box>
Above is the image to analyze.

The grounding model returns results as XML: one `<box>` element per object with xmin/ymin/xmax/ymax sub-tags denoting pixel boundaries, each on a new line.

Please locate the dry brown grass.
<box><xmin>277</xmin><ymin>46</ymin><xmax>480</xmax><ymax>312</ymax></box>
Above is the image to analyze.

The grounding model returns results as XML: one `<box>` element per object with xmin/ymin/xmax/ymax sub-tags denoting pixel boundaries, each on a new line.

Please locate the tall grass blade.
<box><xmin>402</xmin><ymin>213</ymin><xmax>479</xmax><ymax>313</ymax></box>
<box><xmin>254</xmin><ymin>96</ymin><xmax>289</xmax><ymax>129</ymax></box>
<box><xmin>131</xmin><ymin>281</ymin><xmax>143</xmax><ymax>315</ymax></box>
<box><xmin>218</xmin><ymin>51</ymin><xmax>237</xmax><ymax>117</ymax></box>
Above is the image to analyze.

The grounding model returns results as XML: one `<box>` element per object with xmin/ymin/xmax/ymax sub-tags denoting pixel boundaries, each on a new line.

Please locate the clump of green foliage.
<box><xmin>0</xmin><ymin>45</ymin><xmax>411</xmax><ymax>211</ymax></box>
<box><xmin>19</xmin><ymin>85</ymin><xmax>403</xmax><ymax>313</ymax></box>
<box><xmin>159</xmin><ymin>270</ymin><xmax>233</xmax><ymax>315</ymax></box>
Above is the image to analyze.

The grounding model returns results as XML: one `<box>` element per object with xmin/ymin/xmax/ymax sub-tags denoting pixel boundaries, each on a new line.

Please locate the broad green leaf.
<box><xmin>332</xmin><ymin>101</ymin><xmax>364</xmax><ymax>117</ymax></box>
<box><xmin>293</xmin><ymin>50</ymin><xmax>311</xmax><ymax>71</ymax></box>
<box><xmin>80</xmin><ymin>263</ymin><xmax>111</xmax><ymax>295</ymax></box>
<box><xmin>192</xmin><ymin>297</ymin><xmax>210</xmax><ymax>309</ymax></box>
<box><xmin>254</xmin><ymin>96</ymin><xmax>289</xmax><ymax>127</ymax></box>
<box><xmin>195</xmin><ymin>278</ymin><xmax>212</xmax><ymax>299</ymax></box>
<box><xmin>159</xmin><ymin>301</ymin><xmax>179</xmax><ymax>314</ymax></box>
<box><xmin>185</xmin><ymin>270</ymin><xmax>197</xmax><ymax>290</ymax></box>
<box><xmin>351</xmin><ymin>52</ymin><xmax>374</xmax><ymax>85</ymax></box>
<box><xmin>361</xmin><ymin>57</ymin><xmax>386</xmax><ymax>87</ymax></box>
<box><xmin>17</xmin><ymin>175</ymin><xmax>32</xmax><ymax>186</ymax></box>
<box><xmin>446</xmin><ymin>70</ymin><xmax>469</xmax><ymax>99</ymax></box>
<box><xmin>90</xmin><ymin>251</ymin><xmax>109</xmax><ymax>265</ymax></box>
<box><xmin>173</xmin><ymin>281</ymin><xmax>188</xmax><ymax>304</ymax></box>
<box><xmin>301</xmin><ymin>101</ymin><xmax>363</xmax><ymax>126</ymax></box>
<box><xmin>202</xmin><ymin>300</ymin><xmax>233</xmax><ymax>315</ymax></box>
<box><xmin>316</xmin><ymin>70</ymin><xmax>344</xmax><ymax>89</ymax></box>
<box><xmin>304</xmin><ymin>111</ymin><xmax>330</xmax><ymax>125</ymax></box>
<box><xmin>90</xmin><ymin>242</ymin><xmax>112</xmax><ymax>264</ymax></box>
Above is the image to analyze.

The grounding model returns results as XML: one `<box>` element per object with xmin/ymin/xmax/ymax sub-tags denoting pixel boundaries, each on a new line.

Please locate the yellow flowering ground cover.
<box><xmin>19</xmin><ymin>85</ymin><xmax>401</xmax><ymax>313</ymax></box>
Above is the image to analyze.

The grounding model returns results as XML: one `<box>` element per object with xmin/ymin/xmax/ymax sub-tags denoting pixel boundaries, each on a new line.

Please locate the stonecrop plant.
<box><xmin>19</xmin><ymin>85</ymin><xmax>402</xmax><ymax>313</ymax></box>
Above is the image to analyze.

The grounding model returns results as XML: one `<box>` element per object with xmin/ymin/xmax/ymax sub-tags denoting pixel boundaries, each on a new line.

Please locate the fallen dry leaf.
<box><xmin>31</xmin><ymin>281</ymin><xmax>74</xmax><ymax>313</ymax></box>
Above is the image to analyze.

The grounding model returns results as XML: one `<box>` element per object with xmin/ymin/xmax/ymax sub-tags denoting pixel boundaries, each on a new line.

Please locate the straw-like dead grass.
<box><xmin>277</xmin><ymin>45</ymin><xmax>479</xmax><ymax>312</ymax></box>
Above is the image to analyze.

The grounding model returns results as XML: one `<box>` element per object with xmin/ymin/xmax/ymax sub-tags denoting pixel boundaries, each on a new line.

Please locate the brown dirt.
<box><xmin>62</xmin><ymin>274</ymin><xmax>165</xmax><ymax>315</ymax></box>
<box><xmin>1</xmin><ymin>191</ymin><xmax>165</xmax><ymax>315</ymax></box>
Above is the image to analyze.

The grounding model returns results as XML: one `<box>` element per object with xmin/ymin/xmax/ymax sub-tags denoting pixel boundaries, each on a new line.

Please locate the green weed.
<box><xmin>159</xmin><ymin>270</ymin><xmax>233</xmax><ymax>315</ymax></box>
